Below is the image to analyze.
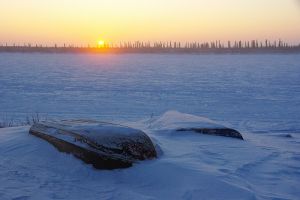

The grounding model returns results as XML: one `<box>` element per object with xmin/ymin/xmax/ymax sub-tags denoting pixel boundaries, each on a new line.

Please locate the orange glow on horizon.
<box><xmin>0</xmin><ymin>0</ymin><xmax>299</xmax><ymax>45</ymax></box>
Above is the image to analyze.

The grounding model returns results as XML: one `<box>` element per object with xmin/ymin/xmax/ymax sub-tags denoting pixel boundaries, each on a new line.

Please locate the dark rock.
<box><xmin>29</xmin><ymin>120</ymin><xmax>157</xmax><ymax>169</ymax></box>
<box><xmin>176</xmin><ymin>128</ymin><xmax>244</xmax><ymax>140</ymax></box>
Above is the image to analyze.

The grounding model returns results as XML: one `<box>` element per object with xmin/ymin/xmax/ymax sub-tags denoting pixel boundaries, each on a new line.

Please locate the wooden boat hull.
<box><xmin>29</xmin><ymin>120</ymin><xmax>157</xmax><ymax>169</ymax></box>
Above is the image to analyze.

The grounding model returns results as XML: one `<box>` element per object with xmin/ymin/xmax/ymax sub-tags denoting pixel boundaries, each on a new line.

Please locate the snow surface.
<box><xmin>1</xmin><ymin>111</ymin><xmax>300</xmax><ymax>200</ymax></box>
<box><xmin>1</xmin><ymin>53</ymin><xmax>300</xmax><ymax>135</ymax></box>
<box><xmin>146</xmin><ymin>110</ymin><xmax>225</xmax><ymax>130</ymax></box>
<box><xmin>1</xmin><ymin>53</ymin><xmax>300</xmax><ymax>199</ymax></box>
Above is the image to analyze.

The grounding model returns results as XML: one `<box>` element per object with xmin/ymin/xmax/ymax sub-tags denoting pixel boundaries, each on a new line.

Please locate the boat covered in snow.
<box><xmin>150</xmin><ymin>111</ymin><xmax>244</xmax><ymax>140</ymax></box>
<box><xmin>29</xmin><ymin>119</ymin><xmax>157</xmax><ymax>169</ymax></box>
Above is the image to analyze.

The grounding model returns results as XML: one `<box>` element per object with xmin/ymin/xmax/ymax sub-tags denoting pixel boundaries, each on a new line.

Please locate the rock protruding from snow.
<box><xmin>151</xmin><ymin>111</ymin><xmax>243</xmax><ymax>140</ymax></box>
<box><xmin>29</xmin><ymin>120</ymin><xmax>157</xmax><ymax>169</ymax></box>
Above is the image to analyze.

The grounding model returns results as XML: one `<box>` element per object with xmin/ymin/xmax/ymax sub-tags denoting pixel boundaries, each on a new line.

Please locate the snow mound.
<box><xmin>149</xmin><ymin>110</ymin><xmax>225</xmax><ymax>130</ymax></box>
<box><xmin>1</xmin><ymin>120</ymin><xmax>300</xmax><ymax>199</ymax></box>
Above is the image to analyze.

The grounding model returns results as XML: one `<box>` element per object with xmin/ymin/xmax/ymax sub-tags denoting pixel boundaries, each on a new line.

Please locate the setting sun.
<box><xmin>98</xmin><ymin>40</ymin><xmax>105</xmax><ymax>47</ymax></box>
<box><xmin>0</xmin><ymin>1</ymin><xmax>300</xmax><ymax>199</ymax></box>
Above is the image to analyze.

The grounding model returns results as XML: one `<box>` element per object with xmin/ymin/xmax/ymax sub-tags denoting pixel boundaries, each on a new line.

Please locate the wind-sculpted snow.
<box><xmin>146</xmin><ymin>111</ymin><xmax>243</xmax><ymax>139</ymax></box>
<box><xmin>1</xmin><ymin>112</ymin><xmax>300</xmax><ymax>199</ymax></box>
<box><xmin>148</xmin><ymin>110</ymin><xmax>225</xmax><ymax>130</ymax></box>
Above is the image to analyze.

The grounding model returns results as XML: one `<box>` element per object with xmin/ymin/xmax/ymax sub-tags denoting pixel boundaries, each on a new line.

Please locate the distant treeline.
<box><xmin>1</xmin><ymin>40</ymin><xmax>300</xmax><ymax>54</ymax></box>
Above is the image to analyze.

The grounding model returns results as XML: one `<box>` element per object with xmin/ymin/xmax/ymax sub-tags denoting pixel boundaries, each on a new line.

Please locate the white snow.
<box><xmin>146</xmin><ymin>110</ymin><xmax>225</xmax><ymax>130</ymax></box>
<box><xmin>1</xmin><ymin>111</ymin><xmax>300</xmax><ymax>200</ymax></box>
<box><xmin>1</xmin><ymin>53</ymin><xmax>300</xmax><ymax>134</ymax></box>
<box><xmin>0</xmin><ymin>53</ymin><xmax>299</xmax><ymax>199</ymax></box>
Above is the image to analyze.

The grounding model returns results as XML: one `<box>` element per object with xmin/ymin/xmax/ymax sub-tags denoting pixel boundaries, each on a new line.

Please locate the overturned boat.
<box><xmin>29</xmin><ymin>120</ymin><xmax>157</xmax><ymax>169</ymax></box>
<box><xmin>176</xmin><ymin>127</ymin><xmax>243</xmax><ymax>140</ymax></box>
<box><xmin>150</xmin><ymin>111</ymin><xmax>244</xmax><ymax>140</ymax></box>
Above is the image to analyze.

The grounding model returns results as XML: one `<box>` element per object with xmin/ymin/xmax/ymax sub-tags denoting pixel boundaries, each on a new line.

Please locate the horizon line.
<box><xmin>1</xmin><ymin>39</ymin><xmax>300</xmax><ymax>49</ymax></box>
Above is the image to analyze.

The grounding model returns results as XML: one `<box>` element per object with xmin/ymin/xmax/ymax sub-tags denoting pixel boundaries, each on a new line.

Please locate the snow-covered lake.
<box><xmin>1</xmin><ymin>53</ymin><xmax>300</xmax><ymax>133</ymax></box>
<box><xmin>0</xmin><ymin>53</ymin><xmax>300</xmax><ymax>200</ymax></box>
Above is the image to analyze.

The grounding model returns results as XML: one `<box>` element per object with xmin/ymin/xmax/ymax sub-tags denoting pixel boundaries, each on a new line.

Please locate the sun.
<box><xmin>98</xmin><ymin>40</ymin><xmax>105</xmax><ymax>47</ymax></box>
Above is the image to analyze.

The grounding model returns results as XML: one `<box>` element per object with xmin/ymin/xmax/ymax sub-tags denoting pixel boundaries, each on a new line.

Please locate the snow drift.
<box><xmin>0</xmin><ymin>111</ymin><xmax>299</xmax><ymax>200</ymax></box>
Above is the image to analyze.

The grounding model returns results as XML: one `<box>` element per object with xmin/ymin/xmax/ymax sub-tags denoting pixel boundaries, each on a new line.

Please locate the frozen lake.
<box><xmin>0</xmin><ymin>53</ymin><xmax>300</xmax><ymax>133</ymax></box>
<box><xmin>1</xmin><ymin>53</ymin><xmax>300</xmax><ymax>200</ymax></box>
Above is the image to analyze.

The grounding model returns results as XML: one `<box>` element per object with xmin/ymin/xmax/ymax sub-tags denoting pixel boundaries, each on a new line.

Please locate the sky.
<box><xmin>0</xmin><ymin>0</ymin><xmax>300</xmax><ymax>46</ymax></box>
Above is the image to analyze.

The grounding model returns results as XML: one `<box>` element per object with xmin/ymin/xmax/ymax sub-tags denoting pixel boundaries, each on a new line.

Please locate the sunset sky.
<box><xmin>1</xmin><ymin>0</ymin><xmax>300</xmax><ymax>45</ymax></box>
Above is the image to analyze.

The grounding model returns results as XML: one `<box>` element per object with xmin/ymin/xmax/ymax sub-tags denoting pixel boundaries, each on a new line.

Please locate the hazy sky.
<box><xmin>1</xmin><ymin>0</ymin><xmax>300</xmax><ymax>45</ymax></box>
